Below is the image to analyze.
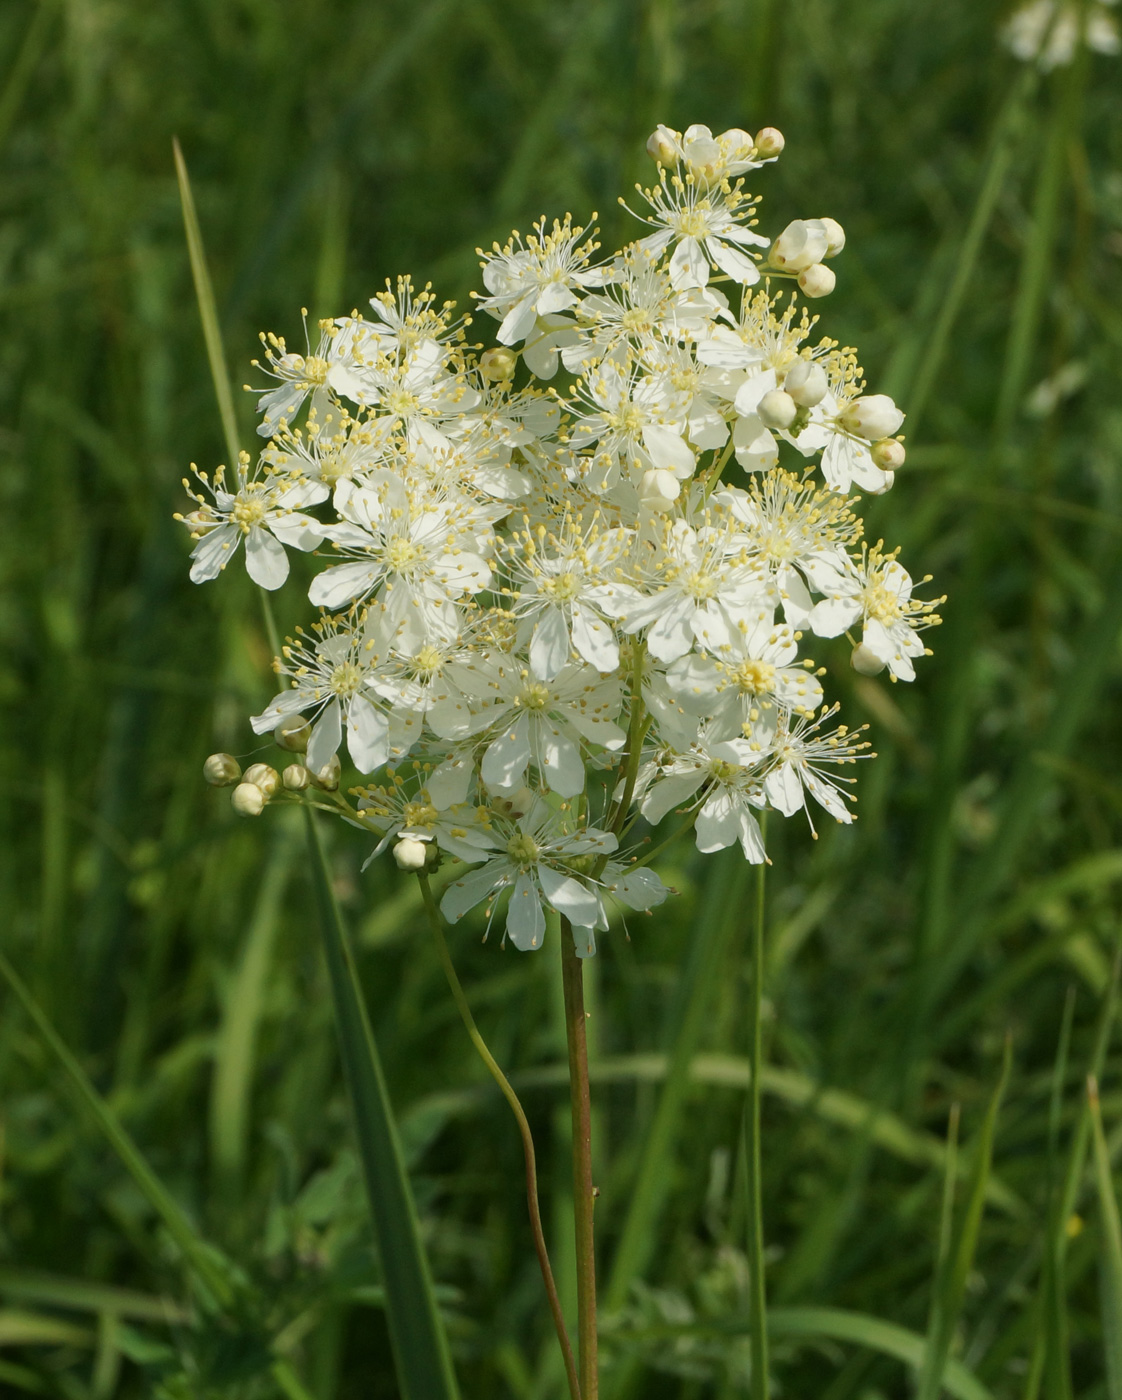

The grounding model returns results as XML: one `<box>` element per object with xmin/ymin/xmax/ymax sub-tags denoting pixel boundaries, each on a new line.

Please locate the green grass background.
<box><xmin>3</xmin><ymin>0</ymin><xmax>1122</xmax><ymax>1395</ymax></box>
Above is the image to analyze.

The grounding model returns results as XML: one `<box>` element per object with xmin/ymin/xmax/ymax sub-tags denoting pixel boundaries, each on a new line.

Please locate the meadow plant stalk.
<box><xmin>180</xmin><ymin>120</ymin><xmax>938</xmax><ymax>1389</ymax></box>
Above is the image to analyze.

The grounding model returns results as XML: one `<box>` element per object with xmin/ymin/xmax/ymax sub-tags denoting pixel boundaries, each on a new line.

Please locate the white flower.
<box><xmin>1003</xmin><ymin>0</ymin><xmax>1119</xmax><ymax>68</ymax></box>
<box><xmin>808</xmin><ymin>546</ymin><xmax>941</xmax><ymax>681</ymax></box>
<box><xmin>631</xmin><ymin>173</ymin><xmax>769</xmax><ymax>290</ymax></box>
<box><xmin>639</xmin><ymin>731</ymin><xmax>768</xmax><ymax>862</ymax></box>
<box><xmin>475</xmin><ymin>215</ymin><xmax>606</xmax><ymax>347</ymax></box>
<box><xmin>440</xmin><ymin>807</ymin><xmax>618</xmax><ymax>950</ymax></box>
<box><xmin>568</xmin><ymin>362</ymin><xmax>696</xmax><ymax>487</ymax></box>
<box><xmin>759</xmin><ymin>706</ymin><xmax>870</xmax><ymax>831</ymax></box>
<box><xmin>179</xmin><ymin>456</ymin><xmax>325</xmax><ymax>589</ymax></box>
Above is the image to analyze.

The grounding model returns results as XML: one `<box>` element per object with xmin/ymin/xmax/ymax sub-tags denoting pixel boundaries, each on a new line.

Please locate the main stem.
<box><xmin>560</xmin><ymin>916</ymin><xmax>598</xmax><ymax>1400</ymax></box>
<box><xmin>745</xmin><ymin>842</ymin><xmax>769</xmax><ymax>1400</ymax></box>
<box><xmin>417</xmin><ymin>874</ymin><xmax>581</xmax><ymax>1400</ymax></box>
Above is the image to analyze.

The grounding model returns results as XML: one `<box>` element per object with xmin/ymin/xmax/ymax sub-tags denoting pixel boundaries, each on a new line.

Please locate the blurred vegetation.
<box><xmin>3</xmin><ymin>0</ymin><xmax>1122</xmax><ymax>1395</ymax></box>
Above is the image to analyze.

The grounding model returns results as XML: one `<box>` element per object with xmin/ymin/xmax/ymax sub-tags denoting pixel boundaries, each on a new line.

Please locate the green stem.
<box><xmin>745</xmin><ymin>838</ymin><xmax>769</xmax><ymax>1400</ymax></box>
<box><xmin>304</xmin><ymin>811</ymin><xmax>459</xmax><ymax>1400</ymax></box>
<box><xmin>561</xmin><ymin>917</ymin><xmax>598</xmax><ymax>1400</ymax></box>
<box><xmin>417</xmin><ymin>873</ymin><xmax>581</xmax><ymax>1400</ymax></box>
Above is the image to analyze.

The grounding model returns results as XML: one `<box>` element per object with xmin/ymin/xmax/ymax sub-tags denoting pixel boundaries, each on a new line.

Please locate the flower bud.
<box><xmin>282</xmin><ymin>763</ymin><xmax>311</xmax><ymax>791</ymax></box>
<box><xmin>720</xmin><ymin>127</ymin><xmax>755</xmax><ymax>160</ymax></box>
<box><xmin>756</xmin><ymin>389</ymin><xmax>798</xmax><ymax>431</ymax></box>
<box><xmin>480</xmin><ymin>347</ymin><xmax>517</xmax><ymax>383</ymax></box>
<box><xmin>769</xmin><ymin>219</ymin><xmax>829</xmax><ymax>272</ymax></box>
<box><xmin>393</xmin><ymin>838</ymin><xmax>429</xmax><ymax>871</ymax></box>
<box><xmin>819</xmin><ymin>217</ymin><xmax>846</xmax><ymax>258</ymax></box>
<box><xmin>783</xmin><ymin>360</ymin><xmax>828</xmax><ymax>408</ymax></box>
<box><xmin>753</xmin><ymin>127</ymin><xmax>785</xmax><ymax>159</ymax></box>
<box><xmin>274</xmin><ymin>715</ymin><xmax>311</xmax><ymax>752</ymax></box>
<box><xmin>638</xmin><ymin>468</ymin><xmax>680</xmax><ymax>512</ymax></box>
<box><xmin>839</xmin><ymin>394</ymin><xmax>905</xmax><ymax>441</ymax></box>
<box><xmin>797</xmin><ymin>263</ymin><xmax>836</xmax><ymax>298</ymax></box>
<box><xmin>646</xmin><ymin>126</ymin><xmax>679</xmax><ymax>166</ymax></box>
<box><xmin>309</xmin><ymin>754</ymin><xmax>341</xmax><ymax>792</ymax></box>
<box><xmin>203</xmin><ymin>753</ymin><xmax>241</xmax><ymax>787</ymax></box>
<box><xmin>243</xmin><ymin>762</ymin><xmax>280</xmax><ymax>799</ymax></box>
<box><xmin>871</xmin><ymin>438</ymin><xmax>906</xmax><ymax>470</ymax></box>
<box><xmin>231</xmin><ymin>782</ymin><xmax>267</xmax><ymax>817</ymax></box>
<box><xmin>850</xmin><ymin>644</ymin><xmax>886</xmax><ymax>677</ymax></box>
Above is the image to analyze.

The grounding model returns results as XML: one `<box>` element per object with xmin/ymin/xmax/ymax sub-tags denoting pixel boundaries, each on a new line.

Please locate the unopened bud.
<box><xmin>274</xmin><ymin>715</ymin><xmax>311</xmax><ymax>752</ymax></box>
<box><xmin>393</xmin><ymin>838</ymin><xmax>429</xmax><ymax>871</ymax></box>
<box><xmin>721</xmin><ymin>127</ymin><xmax>755</xmax><ymax>159</ymax></box>
<box><xmin>839</xmin><ymin>394</ymin><xmax>905</xmax><ymax>441</ymax></box>
<box><xmin>203</xmin><ymin>753</ymin><xmax>241</xmax><ymax>787</ymax></box>
<box><xmin>819</xmin><ymin>217</ymin><xmax>846</xmax><ymax>258</ymax></box>
<box><xmin>310</xmin><ymin>754</ymin><xmax>341</xmax><ymax>792</ymax></box>
<box><xmin>243</xmin><ymin>762</ymin><xmax>280</xmax><ymax>799</ymax></box>
<box><xmin>646</xmin><ymin>126</ymin><xmax>679</xmax><ymax>166</ymax></box>
<box><xmin>798</xmin><ymin>263</ymin><xmax>836</xmax><ymax>298</ymax></box>
<box><xmin>638</xmin><ymin>468</ymin><xmax>680</xmax><ymax>512</ymax></box>
<box><xmin>480</xmin><ymin>347</ymin><xmax>517</xmax><ymax>383</ymax></box>
<box><xmin>871</xmin><ymin>438</ymin><xmax>906</xmax><ymax>470</ymax></box>
<box><xmin>753</xmin><ymin>127</ymin><xmax>784</xmax><ymax>159</ymax></box>
<box><xmin>282</xmin><ymin>763</ymin><xmax>311</xmax><ymax>791</ymax></box>
<box><xmin>770</xmin><ymin>219</ymin><xmax>829</xmax><ymax>272</ymax></box>
<box><xmin>783</xmin><ymin>360</ymin><xmax>829</xmax><ymax>408</ymax></box>
<box><xmin>231</xmin><ymin>782</ymin><xmax>267</xmax><ymax>817</ymax></box>
<box><xmin>757</xmin><ymin>389</ymin><xmax>798</xmax><ymax>431</ymax></box>
<box><xmin>851</xmin><ymin>644</ymin><xmax>886</xmax><ymax>677</ymax></box>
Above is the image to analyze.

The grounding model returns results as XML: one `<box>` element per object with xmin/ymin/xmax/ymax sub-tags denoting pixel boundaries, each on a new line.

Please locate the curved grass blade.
<box><xmin>0</xmin><ymin>954</ymin><xmax>239</xmax><ymax>1311</ymax></box>
<box><xmin>304</xmin><ymin>810</ymin><xmax>459</xmax><ymax>1400</ymax></box>
<box><xmin>1087</xmin><ymin>1076</ymin><xmax>1122</xmax><ymax>1400</ymax></box>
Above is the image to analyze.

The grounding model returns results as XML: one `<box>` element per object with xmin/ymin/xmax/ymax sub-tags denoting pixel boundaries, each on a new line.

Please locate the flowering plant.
<box><xmin>181</xmin><ymin>120</ymin><xmax>940</xmax><ymax>1399</ymax></box>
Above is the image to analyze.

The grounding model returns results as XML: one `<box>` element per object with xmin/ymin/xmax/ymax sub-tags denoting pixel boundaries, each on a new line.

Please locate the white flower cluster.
<box><xmin>184</xmin><ymin>122</ymin><xmax>941</xmax><ymax>955</ymax></box>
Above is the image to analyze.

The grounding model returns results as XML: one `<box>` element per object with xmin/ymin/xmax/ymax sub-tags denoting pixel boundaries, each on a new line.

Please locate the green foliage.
<box><xmin>3</xmin><ymin>0</ymin><xmax>1122</xmax><ymax>1395</ymax></box>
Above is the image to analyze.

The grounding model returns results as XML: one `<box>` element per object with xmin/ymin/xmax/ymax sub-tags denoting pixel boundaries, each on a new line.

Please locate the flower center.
<box><xmin>684</xmin><ymin>569</ymin><xmax>718</xmax><ymax>601</ymax></box>
<box><xmin>386</xmin><ymin>536</ymin><xmax>422</xmax><ymax>572</ymax></box>
<box><xmin>707</xmin><ymin>757</ymin><xmax>738</xmax><ymax>783</ymax></box>
<box><xmin>411</xmin><ymin>644</ymin><xmax>444</xmax><ymax>679</ymax></box>
<box><xmin>730</xmin><ymin>659</ymin><xmax>776</xmax><ymax>695</ymax></box>
<box><xmin>506</xmin><ymin>832</ymin><xmax>541</xmax><ymax>867</ymax></box>
<box><xmin>231</xmin><ymin>495</ymin><xmax>267</xmax><ymax>532</ymax></box>
<box><xmin>675</xmin><ymin>207</ymin><xmax>711</xmax><ymax>239</ymax></box>
<box><xmin>863</xmin><ymin>582</ymin><xmax>900</xmax><ymax>624</ymax></box>
<box><xmin>386</xmin><ymin>389</ymin><xmax>420</xmax><ymax>418</ymax></box>
<box><xmin>542</xmin><ymin>571</ymin><xmax>580</xmax><ymax>601</ymax></box>
<box><xmin>402</xmin><ymin>801</ymin><xmax>437</xmax><ymax>830</ymax></box>
<box><xmin>303</xmin><ymin>355</ymin><xmax>329</xmax><ymax>384</ymax></box>
<box><xmin>621</xmin><ymin>307</ymin><xmax>653</xmax><ymax>334</ymax></box>
<box><xmin>517</xmin><ymin>682</ymin><xmax>552</xmax><ymax>711</ymax></box>
<box><xmin>608</xmin><ymin>406</ymin><xmax>645</xmax><ymax>435</ymax></box>
<box><xmin>330</xmin><ymin>661</ymin><xmax>364</xmax><ymax>696</ymax></box>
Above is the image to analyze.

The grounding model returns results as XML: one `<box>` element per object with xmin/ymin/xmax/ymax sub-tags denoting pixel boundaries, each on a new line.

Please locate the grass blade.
<box><xmin>743</xmin><ymin>848</ymin><xmax>769</xmax><ymax>1400</ymax></box>
<box><xmin>172</xmin><ymin>137</ymin><xmax>241</xmax><ymax>467</ymax></box>
<box><xmin>1088</xmin><ymin>1076</ymin><xmax>1122</xmax><ymax>1400</ymax></box>
<box><xmin>918</xmin><ymin>1039</ymin><xmax>1011</xmax><ymax>1400</ymax></box>
<box><xmin>304</xmin><ymin>810</ymin><xmax>459</xmax><ymax>1400</ymax></box>
<box><xmin>0</xmin><ymin>955</ymin><xmax>238</xmax><ymax>1310</ymax></box>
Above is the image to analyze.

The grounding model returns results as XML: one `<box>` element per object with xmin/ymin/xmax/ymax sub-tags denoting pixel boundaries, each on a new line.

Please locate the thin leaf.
<box><xmin>1088</xmin><ymin>1076</ymin><xmax>1122</xmax><ymax>1400</ymax></box>
<box><xmin>0</xmin><ymin>1266</ymin><xmax>187</xmax><ymax>1324</ymax></box>
<box><xmin>0</xmin><ymin>955</ymin><xmax>239</xmax><ymax>1310</ymax></box>
<box><xmin>172</xmin><ymin>137</ymin><xmax>241</xmax><ymax>467</ymax></box>
<box><xmin>304</xmin><ymin>810</ymin><xmax>459</xmax><ymax>1400</ymax></box>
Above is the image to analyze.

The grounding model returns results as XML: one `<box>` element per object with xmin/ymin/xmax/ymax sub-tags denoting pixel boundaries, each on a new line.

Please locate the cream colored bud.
<box><xmin>819</xmin><ymin>217</ymin><xmax>846</xmax><ymax>258</ymax></box>
<box><xmin>480</xmin><ymin>347</ymin><xmax>517</xmax><ymax>383</ymax></box>
<box><xmin>243</xmin><ymin>762</ymin><xmax>280</xmax><ymax>799</ymax></box>
<box><xmin>757</xmin><ymin>389</ymin><xmax>798</xmax><ymax>430</ymax></box>
<box><xmin>274</xmin><ymin>715</ymin><xmax>311</xmax><ymax>752</ymax></box>
<box><xmin>231</xmin><ymin>782</ymin><xmax>267</xmax><ymax>817</ymax></box>
<box><xmin>646</xmin><ymin>127</ymin><xmax>679</xmax><ymax>165</ymax></box>
<box><xmin>851</xmin><ymin>644</ymin><xmax>886</xmax><ymax>677</ymax></box>
<box><xmin>798</xmin><ymin>263</ymin><xmax>836</xmax><ymax>298</ymax></box>
<box><xmin>203</xmin><ymin>753</ymin><xmax>241</xmax><ymax>787</ymax></box>
<box><xmin>638</xmin><ymin>468</ymin><xmax>680</xmax><ymax>512</ymax></box>
<box><xmin>310</xmin><ymin>754</ymin><xmax>341</xmax><ymax>792</ymax></box>
<box><xmin>839</xmin><ymin>394</ymin><xmax>905</xmax><ymax>441</ymax></box>
<box><xmin>783</xmin><ymin>360</ymin><xmax>829</xmax><ymax>408</ymax></box>
<box><xmin>871</xmin><ymin>438</ymin><xmax>906</xmax><ymax>470</ymax></box>
<box><xmin>721</xmin><ymin>127</ymin><xmax>755</xmax><ymax>158</ymax></box>
<box><xmin>770</xmin><ymin>219</ymin><xmax>829</xmax><ymax>272</ymax></box>
<box><xmin>753</xmin><ymin>127</ymin><xmax>785</xmax><ymax>158</ymax></box>
<box><xmin>393</xmin><ymin>838</ymin><xmax>429</xmax><ymax>871</ymax></box>
<box><xmin>282</xmin><ymin>763</ymin><xmax>311</xmax><ymax>792</ymax></box>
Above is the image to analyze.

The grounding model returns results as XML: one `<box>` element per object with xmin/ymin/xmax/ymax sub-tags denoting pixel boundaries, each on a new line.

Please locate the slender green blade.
<box><xmin>0</xmin><ymin>955</ymin><xmax>239</xmax><ymax>1310</ymax></box>
<box><xmin>0</xmin><ymin>1266</ymin><xmax>187</xmax><ymax>1323</ymax></box>
<box><xmin>1088</xmin><ymin>1076</ymin><xmax>1122</xmax><ymax>1400</ymax></box>
<box><xmin>172</xmin><ymin>137</ymin><xmax>241</xmax><ymax>467</ymax></box>
<box><xmin>304</xmin><ymin>810</ymin><xmax>459</xmax><ymax>1400</ymax></box>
